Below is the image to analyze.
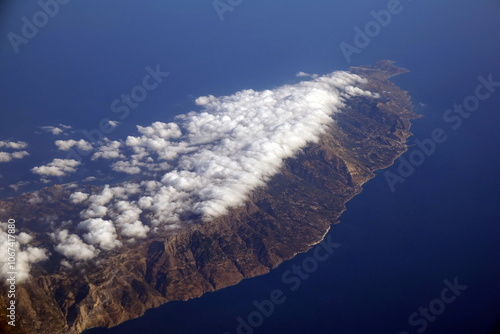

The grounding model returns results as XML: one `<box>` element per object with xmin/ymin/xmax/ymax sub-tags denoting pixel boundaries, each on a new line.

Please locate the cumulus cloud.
<box><xmin>18</xmin><ymin>232</ymin><xmax>33</xmax><ymax>245</ymax></box>
<box><xmin>0</xmin><ymin>225</ymin><xmax>48</xmax><ymax>283</ymax></box>
<box><xmin>69</xmin><ymin>191</ymin><xmax>89</xmax><ymax>204</ymax></box>
<box><xmin>39</xmin><ymin>124</ymin><xmax>72</xmax><ymax>135</ymax></box>
<box><xmin>74</xmin><ymin>71</ymin><xmax>376</xmax><ymax>238</ymax></box>
<box><xmin>17</xmin><ymin>70</ymin><xmax>379</xmax><ymax>268</ymax></box>
<box><xmin>105</xmin><ymin>122</ymin><xmax>184</xmax><ymax>174</ymax></box>
<box><xmin>0</xmin><ymin>151</ymin><xmax>29</xmax><ymax>163</ymax></box>
<box><xmin>78</xmin><ymin>218</ymin><xmax>122</xmax><ymax>250</ymax></box>
<box><xmin>55</xmin><ymin>139</ymin><xmax>92</xmax><ymax>151</ymax></box>
<box><xmin>31</xmin><ymin>159</ymin><xmax>81</xmax><ymax>177</ymax></box>
<box><xmin>0</xmin><ymin>140</ymin><xmax>30</xmax><ymax>163</ymax></box>
<box><xmin>0</xmin><ymin>141</ymin><xmax>28</xmax><ymax>149</ymax></box>
<box><xmin>80</xmin><ymin>204</ymin><xmax>108</xmax><ymax>219</ymax></box>
<box><xmin>91</xmin><ymin>140</ymin><xmax>124</xmax><ymax>160</ymax></box>
<box><xmin>121</xmin><ymin>220</ymin><xmax>150</xmax><ymax>239</ymax></box>
<box><xmin>111</xmin><ymin>161</ymin><xmax>142</xmax><ymax>174</ymax></box>
<box><xmin>52</xmin><ymin>229</ymin><xmax>97</xmax><ymax>261</ymax></box>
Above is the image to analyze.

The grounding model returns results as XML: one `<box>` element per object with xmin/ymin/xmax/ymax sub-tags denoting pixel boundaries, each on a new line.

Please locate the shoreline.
<box><xmin>0</xmin><ymin>61</ymin><xmax>419</xmax><ymax>334</ymax></box>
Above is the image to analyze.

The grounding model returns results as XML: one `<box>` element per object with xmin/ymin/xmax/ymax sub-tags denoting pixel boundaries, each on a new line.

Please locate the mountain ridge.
<box><xmin>0</xmin><ymin>60</ymin><xmax>419</xmax><ymax>334</ymax></box>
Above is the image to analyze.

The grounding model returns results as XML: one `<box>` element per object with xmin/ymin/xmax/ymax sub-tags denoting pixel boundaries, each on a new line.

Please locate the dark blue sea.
<box><xmin>1</xmin><ymin>0</ymin><xmax>499</xmax><ymax>333</ymax></box>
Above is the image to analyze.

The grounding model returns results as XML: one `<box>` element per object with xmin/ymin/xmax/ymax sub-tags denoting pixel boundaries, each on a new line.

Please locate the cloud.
<box><xmin>0</xmin><ymin>140</ymin><xmax>28</xmax><ymax>149</ymax></box>
<box><xmin>41</xmin><ymin>127</ymin><xmax>63</xmax><ymax>135</ymax></box>
<box><xmin>8</xmin><ymin>180</ymin><xmax>30</xmax><ymax>192</ymax></box>
<box><xmin>28</xmin><ymin>192</ymin><xmax>43</xmax><ymax>204</ymax></box>
<box><xmin>9</xmin><ymin>69</ymin><xmax>379</xmax><ymax>269</ymax></box>
<box><xmin>80</xmin><ymin>204</ymin><xmax>108</xmax><ymax>219</ymax></box>
<box><xmin>0</xmin><ymin>151</ymin><xmax>29</xmax><ymax>163</ymax></box>
<box><xmin>111</xmin><ymin>161</ymin><xmax>142</xmax><ymax>174</ymax></box>
<box><xmin>121</xmin><ymin>220</ymin><xmax>150</xmax><ymax>239</ymax></box>
<box><xmin>39</xmin><ymin>124</ymin><xmax>72</xmax><ymax>135</ymax></box>
<box><xmin>18</xmin><ymin>232</ymin><xmax>33</xmax><ymax>244</ymax></box>
<box><xmin>31</xmin><ymin>159</ymin><xmax>81</xmax><ymax>177</ymax></box>
<box><xmin>12</xmin><ymin>247</ymin><xmax>49</xmax><ymax>283</ymax></box>
<box><xmin>105</xmin><ymin>122</ymin><xmax>184</xmax><ymax>174</ymax></box>
<box><xmin>0</xmin><ymin>225</ymin><xmax>48</xmax><ymax>283</ymax></box>
<box><xmin>295</xmin><ymin>71</ymin><xmax>318</xmax><ymax>79</ymax></box>
<box><xmin>52</xmin><ymin>229</ymin><xmax>97</xmax><ymax>261</ymax></box>
<box><xmin>78</xmin><ymin>218</ymin><xmax>122</xmax><ymax>250</ymax></box>
<box><xmin>55</xmin><ymin>139</ymin><xmax>92</xmax><ymax>151</ymax></box>
<box><xmin>91</xmin><ymin>140</ymin><xmax>124</xmax><ymax>160</ymax></box>
<box><xmin>72</xmin><ymin>71</ymin><xmax>377</xmax><ymax>239</ymax></box>
<box><xmin>0</xmin><ymin>140</ymin><xmax>30</xmax><ymax>163</ymax></box>
<box><xmin>108</xmin><ymin>120</ymin><xmax>120</xmax><ymax>128</ymax></box>
<box><xmin>69</xmin><ymin>191</ymin><xmax>89</xmax><ymax>204</ymax></box>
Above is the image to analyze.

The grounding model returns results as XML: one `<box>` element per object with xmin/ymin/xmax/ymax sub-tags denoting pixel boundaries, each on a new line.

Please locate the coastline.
<box><xmin>0</xmin><ymin>61</ymin><xmax>419</xmax><ymax>334</ymax></box>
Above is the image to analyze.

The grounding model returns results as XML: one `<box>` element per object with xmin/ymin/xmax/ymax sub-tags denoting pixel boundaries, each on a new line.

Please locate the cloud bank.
<box><xmin>50</xmin><ymin>70</ymin><xmax>377</xmax><ymax>262</ymax></box>
<box><xmin>2</xmin><ymin>70</ymin><xmax>379</xmax><ymax>276</ymax></box>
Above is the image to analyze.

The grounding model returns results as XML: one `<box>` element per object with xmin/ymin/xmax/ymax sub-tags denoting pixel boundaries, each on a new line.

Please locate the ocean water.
<box><xmin>1</xmin><ymin>0</ymin><xmax>499</xmax><ymax>333</ymax></box>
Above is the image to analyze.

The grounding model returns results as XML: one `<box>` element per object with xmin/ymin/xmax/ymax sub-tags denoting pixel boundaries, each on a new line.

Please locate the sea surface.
<box><xmin>1</xmin><ymin>0</ymin><xmax>500</xmax><ymax>333</ymax></box>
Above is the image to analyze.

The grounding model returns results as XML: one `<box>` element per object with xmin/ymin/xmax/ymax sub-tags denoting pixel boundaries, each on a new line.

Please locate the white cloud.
<box><xmin>28</xmin><ymin>192</ymin><xmax>43</xmax><ymax>204</ymax></box>
<box><xmin>91</xmin><ymin>140</ymin><xmax>124</xmax><ymax>160</ymax></box>
<box><xmin>0</xmin><ymin>141</ymin><xmax>28</xmax><ymax>149</ymax></box>
<box><xmin>80</xmin><ymin>204</ymin><xmax>108</xmax><ymax>219</ymax></box>
<box><xmin>296</xmin><ymin>71</ymin><xmax>310</xmax><ymax>77</ymax></box>
<box><xmin>88</xmin><ymin>185</ymin><xmax>114</xmax><ymax>206</ymax></box>
<box><xmin>55</xmin><ymin>139</ymin><xmax>92</xmax><ymax>151</ymax></box>
<box><xmin>0</xmin><ymin>140</ymin><xmax>29</xmax><ymax>163</ymax></box>
<box><xmin>8</xmin><ymin>180</ymin><xmax>30</xmax><ymax>192</ymax></box>
<box><xmin>69</xmin><ymin>191</ymin><xmax>89</xmax><ymax>204</ymax></box>
<box><xmin>111</xmin><ymin>160</ymin><xmax>142</xmax><ymax>174</ymax></box>
<box><xmin>120</xmin><ymin>220</ymin><xmax>150</xmax><ymax>239</ymax></box>
<box><xmin>137</xmin><ymin>121</ymin><xmax>182</xmax><ymax>139</ymax></box>
<box><xmin>30</xmin><ymin>69</ymin><xmax>379</xmax><ymax>268</ymax></box>
<box><xmin>52</xmin><ymin>230</ymin><xmax>97</xmax><ymax>261</ymax></box>
<box><xmin>0</xmin><ymin>151</ymin><xmax>29</xmax><ymax>163</ymax></box>
<box><xmin>0</xmin><ymin>226</ymin><xmax>48</xmax><ymax>283</ymax></box>
<box><xmin>18</xmin><ymin>232</ymin><xmax>33</xmax><ymax>244</ymax></box>
<box><xmin>78</xmin><ymin>218</ymin><xmax>122</xmax><ymax>250</ymax></box>
<box><xmin>11</xmin><ymin>151</ymin><xmax>29</xmax><ymax>159</ymax></box>
<box><xmin>84</xmin><ymin>71</ymin><xmax>377</xmax><ymax>228</ymax></box>
<box><xmin>41</xmin><ymin>126</ymin><xmax>63</xmax><ymax>135</ymax></box>
<box><xmin>31</xmin><ymin>159</ymin><xmax>81</xmax><ymax>177</ymax></box>
<box><xmin>13</xmin><ymin>247</ymin><xmax>49</xmax><ymax>283</ymax></box>
<box><xmin>39</xmin><ymin>124</ymin><xmax>72</xmax><ymax>135</ymax></box>
<box><xmin>0</xmin><ymin>153</ymin><xmax>11</xmax><ymax>163</ymax></box>
<box><xmin>295</xmin><ymin>71</ymin><xmax>319</xmax><ymax>79</ymax></box>
<box><xmin>108</xmin><ymin>120</ymin><xmax>120</xmax><ymax>128</ymax></box>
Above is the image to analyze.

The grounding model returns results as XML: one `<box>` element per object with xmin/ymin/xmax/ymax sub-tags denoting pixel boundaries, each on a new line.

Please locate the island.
<box><xmin>0</xmin><ymin>61</ymin><xmax>420</xmax><ymax>334</ymax></box>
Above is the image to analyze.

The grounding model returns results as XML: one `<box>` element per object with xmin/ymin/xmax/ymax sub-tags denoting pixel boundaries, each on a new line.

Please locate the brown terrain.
<box><xmin>0</xmin><ymin>61</ymin><xmax>420</xmax><ymax>334</ymax></box>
